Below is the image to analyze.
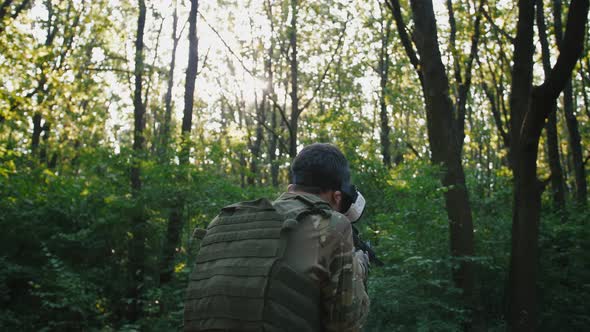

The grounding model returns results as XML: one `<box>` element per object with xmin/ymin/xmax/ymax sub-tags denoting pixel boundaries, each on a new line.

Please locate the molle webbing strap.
<box><xmin>185</xmin><ymin>295</ymin><xmax>264</xmax><ymax>321</ymax></box>
<box><xmin>204</xmin><ymin>220</ymin><xmax>282</xmax><ymax>237</ymax></box>
<box><xmin>184</xmin><ymin>318</ymin><xmax>265</xmax><ymax>332</ymax></box>
<box><xmin>189</xmin><ymin>264</ymin><xmax>271</xmax><ymax>282</ymax></box>
<box><xmin>266</xmin><ymin>265</ymin><xmax>321</xmax><ymax>329</ymax></box>
<box><xmin>201</xmin><ymin>228</ymin><xmax>281</xmax><ymax>246</ymax></box>
<box><xmin>264</xmin><ymin>299</ymin><xmax>316</xmax><ymax>331</ymax></box>
<box><xmin>186</xmin><ymin>274</ymin><xmax>266</xmax><ymax>299</ymax></box>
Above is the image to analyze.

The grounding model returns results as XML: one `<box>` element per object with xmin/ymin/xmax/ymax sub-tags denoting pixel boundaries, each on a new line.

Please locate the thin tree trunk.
<box><xmin>127</xmin><ymin>0</ymin><xmax>147</xmax><ymax>322</ymax></box>
<box><xmin>248</xmin><ymin>96</ymin><xmax>265</xmax><ymax>186</ymax></box>
<box><xmin>379</xmin><ymin>9</ymin><xmax>392</xmax><ymax>167</ymax></box>
<box><xmin>563</xmin><ymin>83</ymin><xmax>587</xmax><ymax>205</ymax></box>
<box><xmin>264</xmin><ymin>0</ymin><xmax>279</xmax><ymax>187</ymax></box>
<box><xmin>159</xmin><ymin>0</ymin><xmax>199</xmax><ymax>286</ymax></box>
<box><xmin>29</xmin><ymin>0</ymin><xmax>55</xmax><ymax>160</ymax></box>
<box><xmin>31</xmin><ymin>113</ymin><xmax>42</xmax><ymax>156</ymax></box>
<box><xmin>580</xmin><ymin>66</ymin><xmax>590</xmax><ymax>120</ymax></box>
<box><xmin>39</xmin><ymin>121</ymin><xmax>50</xmax><ymax>165</ymax></box>
<box><xmin>537</xmin><ymin>0</ymin><xmax>567</xmax><ymax>213</ymax></box>
<box><xmin>288</xmin><ymin>0</ymin><xmax>299</xmax><ymax>158</ymax></box>
<box><xmin>267</xmin><ymin>71</ymin><xmax>279</xmax><ymax>188</ymax></box>
<box><xmin>269</xmin><ymin>99</ymin><xmax>280</xmax><ymax>187</ymax></box>
<box><xmin>553</xmin><ymin>0</ymin><xmax>587</xmax><ymax>206</ymax></box>
<box><xmin>159</xmin><ymin>4</ymin><xmax>179</xmax><ymax>162</ymax></box>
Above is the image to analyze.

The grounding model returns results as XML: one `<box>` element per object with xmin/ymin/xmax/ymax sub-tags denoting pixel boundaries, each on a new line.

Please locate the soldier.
<box><xmin>184</xmin><ymin>143</ymin><xmax>370</xmax><ymax>332</ymax></box>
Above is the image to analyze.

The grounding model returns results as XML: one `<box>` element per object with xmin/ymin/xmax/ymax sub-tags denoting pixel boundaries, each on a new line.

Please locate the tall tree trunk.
<box><xmin>406</xmin><ymin>2</ymin><xmax>477</xmax><ymax>330</ymax></box>
<box><xmin>159</xmin><ymin>0</ymin><xmax>199</xmax><ymax>286</ymax></box>
<box><xmin>248</xmin><ymin>96</ymin><xmax>265</xmax><ymax>186</ymax></box>
<box><xmin>288</xmin><ymin>0</ymin><xmax>299</xmax><ymax>158</ymax></box>
<box><xmin>379</xmin><ymin>9</ymin><xmax>392</xmax><ymax>167</ymax></box>
<box><xmin>39</xmin><ymin>121</ymin><xmax>50</xmax><ymax>165</ymax></box>
<box><xmin>269</xmin><ymin>101</ymin><xmax>279</xmax><ymax>187</ymax></box>
<box><xmin>31</xmin><ymin>113</ymin><xmax>42</xmax><ymax>157</ymax></box>
<box><xmin>30</xmin><ymin>0</ymin><xmax>55</xmax><ymax>161</ymax></box>
<box><xmin>127</xmin><ymin>0</ymin><xmax>147</xmax><ymax>322</ymax></box>
<box><xmin>507</xmin><ymin>1</ymin><xmax>588</xmax><ymax>331</ymax></box>
<box><xmin>553</xmin><ymin>0</ymin><xmax>588</xmax><ymax>206</ymax></box>
<box><xmin>158</xmin><ymin>2</ymin><xmax>179</xmax><ymax>163</ymax></box>
<box><xmin>563</xmin><ymin>83</ymin><xmax>587</xmax><ymax>205</ymax></box>
<box><xmin>264</xmin><ymin>0</ymin><xmax>279</xmax><ymax>187</ymax></box>
<box><xmin>536</xmin><ymin>0</ymin><xmax>567</xmax><ymax>213</ymax></box>
<box><xmin>581</xmin><ymin>65</ymin><xmax>590</xmax><ymax>120</ymax></box>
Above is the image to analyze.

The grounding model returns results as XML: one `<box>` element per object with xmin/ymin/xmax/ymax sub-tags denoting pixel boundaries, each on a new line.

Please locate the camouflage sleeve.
<box><xmin>321</xmin><ymin>215</ymin><xmax>370</xmax><ymax>332</ymax></box>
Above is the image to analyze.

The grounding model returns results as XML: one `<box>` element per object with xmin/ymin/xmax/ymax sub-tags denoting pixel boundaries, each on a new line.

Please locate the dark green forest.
<box><xmin>1</xmin><ymin>0</ymin><xmax>589</xmax><ymax>331</ymax></box>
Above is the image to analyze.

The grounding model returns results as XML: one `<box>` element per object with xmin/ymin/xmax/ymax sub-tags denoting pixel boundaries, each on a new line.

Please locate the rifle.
<box><xmin>352</xmin><ymin>224</ymin><xmax>384</xmax><ymax>267</ymax></box>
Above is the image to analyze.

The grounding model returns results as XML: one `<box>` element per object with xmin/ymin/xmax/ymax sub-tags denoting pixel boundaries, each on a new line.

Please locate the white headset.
<box><xmin>343</xmin><ymin>189</ymin><xmax>366</xmax><ymax>223</ymax></box>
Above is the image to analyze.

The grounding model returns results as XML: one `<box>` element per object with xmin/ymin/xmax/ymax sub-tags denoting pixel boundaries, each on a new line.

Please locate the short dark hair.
<box><xmin>290</xmin><ymin>143</ymin><xmax>351</xmax><ymax>193</ymax></box>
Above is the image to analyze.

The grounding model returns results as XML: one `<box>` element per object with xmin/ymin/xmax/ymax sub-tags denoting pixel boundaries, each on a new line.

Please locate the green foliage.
<box><xmin>537</xmin><ymin>207</ymin><xmax>590</xmax><ymax>330</ymax></box>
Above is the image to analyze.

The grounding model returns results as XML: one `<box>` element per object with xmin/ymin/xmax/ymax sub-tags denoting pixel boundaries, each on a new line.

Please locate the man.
<box><xmin>184</xmin><ymin>143</ymin><xmax>370</xmax><ymax>331</ymax></box>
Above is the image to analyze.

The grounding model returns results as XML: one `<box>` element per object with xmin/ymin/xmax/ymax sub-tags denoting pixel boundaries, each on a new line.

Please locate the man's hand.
<box><xmin>355</xmin><ymin>250</ymin><xmax>369</xmax><ymax>277</ymax></box>
<box><xmin>352</xmin><ymin>225</ymin><xmax>384</xmax><ymax>267</ymax></box>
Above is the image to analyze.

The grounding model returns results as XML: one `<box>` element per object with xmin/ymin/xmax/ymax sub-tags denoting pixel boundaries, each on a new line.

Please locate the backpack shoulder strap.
<box><xmin>221</xmin><ymin>197</ymin><xmax>275</xmax><ymax>212</ymax></box>
<box><xmin>272</xmin><ymin>194</ymin><xmax>332</xmax><ymax>231</ymax></box>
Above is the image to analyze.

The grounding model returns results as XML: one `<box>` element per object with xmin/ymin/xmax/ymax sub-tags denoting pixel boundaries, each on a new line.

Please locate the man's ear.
<box><xmin>333</xmin><ymin>190</ymin><xmax>343</xmax><ymax>211</ymax></box>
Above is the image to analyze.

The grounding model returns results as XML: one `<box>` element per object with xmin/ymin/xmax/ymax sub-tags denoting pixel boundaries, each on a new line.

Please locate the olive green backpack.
<box><xmin>184</xmin><ymin>197</ymin><xmax>331</xmax><ymax>332</ymax></box>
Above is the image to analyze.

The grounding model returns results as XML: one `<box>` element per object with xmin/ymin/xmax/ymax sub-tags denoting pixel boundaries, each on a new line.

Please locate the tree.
<box><xmin>387</xmin><ymin>1</ymin><xmax>483</xmax><ymax>328</ymax></box>
<box><xmin>127</xmin><ymin>0</ymin><xmax>147</xmax><ymax>322</ymax></box>
<box><xmin>159</xmin><ymin>0</ymin><xmax>199</xmax><ymax>285</ymax></box>
<box><xmin>506</xmin><ymin>0</ymin><xmax>588</xmax><ymax>330</ymax></box>
<box><xmin>158</xmin><ymin>1</ymin><xmax>181</xmax><ymax>162</ymax></box>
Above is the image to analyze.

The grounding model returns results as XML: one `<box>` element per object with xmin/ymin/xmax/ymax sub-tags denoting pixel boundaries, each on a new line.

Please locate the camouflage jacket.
<box><xmin>273</xmin><ymin>192</ymin><xmax>370</xmax><ymax>332</ymax></box>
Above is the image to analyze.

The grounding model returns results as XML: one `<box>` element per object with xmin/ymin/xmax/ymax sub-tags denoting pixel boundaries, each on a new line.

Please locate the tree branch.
<box><xmin>268</xmin><ymin>95</ymin><xmax>292</xmax><ymax>135</ymax></box>
<box><xmin>386</xmin><ymin>0</ymin><xmax>424</xmax><ymax>88</ymax></box>
<box><xmin>86</xmin><ymin>66</ymin><xmax>133</xmax><ymax>74</ymax></box>
<box><xmin>482</xmin><ymin>6</ymin><xmax>515</xmax><ymax>43</ymax></box>
<box><xmin>0</xmin><ymin>0</ymin><xmax>13</xmax><ymax>21</ymax></box>
<box><xmin>10</xmin><ymin>0</ymin><xmax>29</xmax><ymax>19</ymax></box>
<box><xmin>198</xmin><ymin>10</ymin><xmax>256</xmax><ymax>78</ymax></box>
<box><xmin>196</xmin><ymin>46</ymin><xmax>210</xmax><ymax>76</ymax></box>
<box><xmin>405</xmin><ymin>140</ymin><xmax>422</xmax><ymax>159</ymax></box>
<box><xmin>456</xmin><ymin>0</ymin><xmax>484</xmax><ymax>143</ymax></box>
<box><xmin>481</xmin><ymin>80</ymin><xmax>509</xmax><ymax>147</ymax></box>
<box><xmin>260</xmin><ymin>119</ymin><xmax>289</xmax><ymax>153</ymax></box>
<box><xmin>446</xmin><ymin>0</ymin><xmax>462</xmax><ymax>89</ymax></box>
<box><xmin>525</xmin><ymin>0</ymin><xmax>589</xmax><ymax>140</ymax></box>
<box><xmin>536</xmin><ymin>0</ymin><xmax>589</xmax><ymax>101</ymax></box>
